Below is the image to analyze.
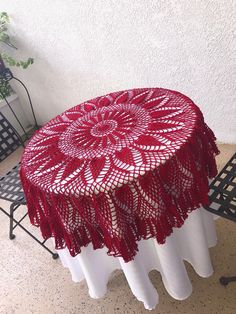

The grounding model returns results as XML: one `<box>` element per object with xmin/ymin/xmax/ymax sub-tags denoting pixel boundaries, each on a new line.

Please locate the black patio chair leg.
<box><xmin>1</xmin><ymin>203</ymin><xmax>59</xmax><ymax>260</ymax></box>
<box><xmin>220</xmin><ymin>276</ymin><xmax>236</xmax><ymax>286</ymax></box>
<box><xmin>9</xmin><ymin>203</ymin><xmax>16</xmax><ymax>240</ymax></box>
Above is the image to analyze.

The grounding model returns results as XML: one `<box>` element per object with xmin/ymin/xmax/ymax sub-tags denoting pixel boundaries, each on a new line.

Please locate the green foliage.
<box><xmin>0</xmin><ymin>12</ymin><xmax>9</xmax><ymax>23</ymax></box>
<box><xmin>0</xmin><ymin>12</ymin><xmax>17</xmax><ymax>50</ymax></box>
<box><xmin>0</xmin><ymin>12</ymin><xmax>33</xmax><ymax>100</ymax></box>
<box><xmin>1</xmin><ymin>53</ymin><xmax>34</xmax><ymax>69</ymax></box>
<box><xmin>0</xmin><ymin>76</ymin><xmax>13</xmax><ymax>98</ymax></box>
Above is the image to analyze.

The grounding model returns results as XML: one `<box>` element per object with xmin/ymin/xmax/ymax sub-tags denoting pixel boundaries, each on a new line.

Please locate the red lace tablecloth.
<box><xmin>20</xmin><ymin>88</ymin><xmax>219</xmax><ymax>262</ymax></box>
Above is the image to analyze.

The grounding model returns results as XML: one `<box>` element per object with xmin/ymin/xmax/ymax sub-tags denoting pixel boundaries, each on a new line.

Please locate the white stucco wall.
<box><xmin>1</xmin><ymin>0</ymin><xmax>235</xmax><ymax>143</ymax></box>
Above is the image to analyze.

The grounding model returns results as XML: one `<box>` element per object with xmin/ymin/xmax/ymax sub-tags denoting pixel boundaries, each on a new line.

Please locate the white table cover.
<box><xmin>57</xmin><ymin>208</ymin><xmax>217</xmax><ymax>310</ymax></box>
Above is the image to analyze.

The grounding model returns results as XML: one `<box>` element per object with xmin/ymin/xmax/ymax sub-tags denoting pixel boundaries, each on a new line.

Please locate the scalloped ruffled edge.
<box><xmin>20</xmin><ymin>112</ymin><xmax>219</xmax><ymax>263</ymax></box>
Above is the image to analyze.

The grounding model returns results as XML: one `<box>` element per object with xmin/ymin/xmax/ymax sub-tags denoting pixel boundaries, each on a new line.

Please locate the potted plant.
<box><xmin>0</xmin><ymin>11</ymin><xmax>37</xmax><ymax>136</ymax></box>
<box><xmin>0</xmin><ymin>11</ymin><xmax>33</xmax><ymax>99</ymax></box>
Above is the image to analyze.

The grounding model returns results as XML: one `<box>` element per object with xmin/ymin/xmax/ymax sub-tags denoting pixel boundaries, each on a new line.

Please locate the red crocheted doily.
<box><xmin>20</xmin><ymin>88</ymin><xmax>219</xmax><ymax>262</ymax></box>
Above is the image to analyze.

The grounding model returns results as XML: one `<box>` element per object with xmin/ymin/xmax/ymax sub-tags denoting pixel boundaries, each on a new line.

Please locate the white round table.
<box><xmin>57</xmin><ymin>208</ymin><xmax>217</xmax><ymax>310</ymax></box>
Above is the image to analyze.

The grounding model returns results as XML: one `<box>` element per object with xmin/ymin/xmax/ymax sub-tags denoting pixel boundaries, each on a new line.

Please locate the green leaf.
<box><xmin>0</xmin><ymin>75</ymin><xmax>12</xmax><ymax>100</ymax></box>
<box><xmin>1</xmin><ymin>53</ymin><xmax>33</xmax><ymax>69</ymax></box>
<box><xmin>0</xmin><ymin>32</ymin><xmax>10</xmax><ymax>41</ymax></box>
<box><xmin>0</xmin><ymin>12</ymin><xmax>33</xmax><ymax>70</ymax></box>
<box><xmin>0</xmin><ymin>12</ymin><xmax>9</xmax><ymax>24</ymax></box>
<box><xmin>0</xmin><ymin>25</ymin><xmax>7</xmax><ymax>33</ymax></box>
<box><xmin>28</xmin><ymin>57</ymin><xmax>34</xmax><ymax>64</ymax></box>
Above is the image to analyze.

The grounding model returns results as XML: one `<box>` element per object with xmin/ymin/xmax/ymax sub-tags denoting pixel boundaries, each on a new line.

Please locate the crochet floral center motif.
<box><xmin>91</xmin><ymin>120</ymin><xmax>118</xmax><ymax>137</ymax></box>
<box><xmin>59</xmin><ymin>103</ymin><xmax>152</xmax><ymax>159</ymax></box>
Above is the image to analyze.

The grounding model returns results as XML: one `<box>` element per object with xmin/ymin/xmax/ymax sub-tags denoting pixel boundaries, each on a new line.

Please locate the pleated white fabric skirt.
<box><xmin>57</xmin><ymin>208</ymin><xmax>217</xmax><ymax>310</ymax></box>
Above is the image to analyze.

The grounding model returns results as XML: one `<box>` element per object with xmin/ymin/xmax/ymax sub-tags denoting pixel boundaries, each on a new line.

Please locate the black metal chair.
<box><xmin>0</xmin><ymin>111</ymin><xmax>58</xmax><ymax>259</ymax></box>
<box><xmin>204</xmin><ymin>152</ymin><xmax>236</xmax><ymax>285</ymax></box>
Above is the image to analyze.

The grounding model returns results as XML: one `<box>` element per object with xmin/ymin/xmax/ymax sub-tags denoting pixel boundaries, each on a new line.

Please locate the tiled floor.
<box><xmin>0</xmin><ymin>144</ymin><xmax>235</xmax><ymax>314</ymax></box>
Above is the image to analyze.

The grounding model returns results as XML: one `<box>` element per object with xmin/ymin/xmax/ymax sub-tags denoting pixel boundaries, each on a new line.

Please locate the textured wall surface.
<box><xmin>1</xmin><ymin>0</ymin><xmax>235</xmax><ymax>143</ymax></box>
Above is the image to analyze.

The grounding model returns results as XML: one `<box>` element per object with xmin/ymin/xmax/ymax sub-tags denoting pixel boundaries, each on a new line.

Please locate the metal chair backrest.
<box><xmin>207</xmin><ymin>152</ymin><xmax>236</xmax><ymax>222</ymax></box>
<box><xmin>0</xmin><ymin>112</ymin><xmax>23</xmax><ymax>162</ymax></box>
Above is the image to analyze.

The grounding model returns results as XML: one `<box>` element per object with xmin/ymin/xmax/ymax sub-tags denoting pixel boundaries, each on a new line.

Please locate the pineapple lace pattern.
<box><xmin>20</xmin><ymin>88</ymin><xmax>219</xmax><ymax>262</ymax></box>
